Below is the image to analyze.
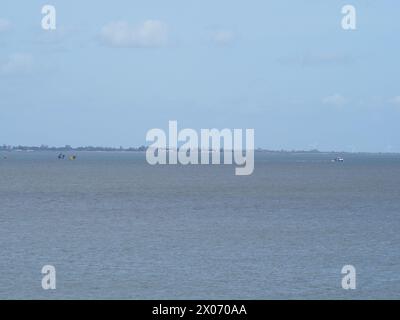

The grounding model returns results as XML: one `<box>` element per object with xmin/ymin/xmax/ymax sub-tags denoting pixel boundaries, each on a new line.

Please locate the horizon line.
<box><xmin>1</xmin><ymin>144</ymin><xmax>399</xmax><ymax>155</ymax></box>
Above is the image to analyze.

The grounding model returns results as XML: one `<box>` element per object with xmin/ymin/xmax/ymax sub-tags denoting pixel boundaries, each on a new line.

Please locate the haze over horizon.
<box><xmin>1</xmin><ymin>0</ymin><xmax>400</xmax><ymax>152</ymax></box>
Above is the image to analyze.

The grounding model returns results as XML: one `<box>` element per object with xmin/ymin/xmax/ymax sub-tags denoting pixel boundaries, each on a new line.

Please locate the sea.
<box><xmin>0</xmin><ymin>151</ymin><xmax>399</xmax><ymax>299</ymax></box>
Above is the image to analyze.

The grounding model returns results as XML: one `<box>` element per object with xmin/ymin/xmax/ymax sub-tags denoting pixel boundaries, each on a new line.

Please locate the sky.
<box><xmin>0</xmin><ymin>0</ymin><xmax>399</xmax><ymax>152</ymax></box>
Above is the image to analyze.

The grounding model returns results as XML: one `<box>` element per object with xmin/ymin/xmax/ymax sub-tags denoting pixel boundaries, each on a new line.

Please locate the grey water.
<box><xmin>0</xmin><ymin>151</ymin><xmax>400</xmax><ymax>299</ymax></box>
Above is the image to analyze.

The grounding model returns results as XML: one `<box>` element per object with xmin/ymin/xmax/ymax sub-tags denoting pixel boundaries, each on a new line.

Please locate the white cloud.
<box><xmin>211</xmin><ymin>30</ymin><xmax>235</xmax><ymax>46</ymax></box>
<box><xmin>0</xmin><ymin>53</ymin><xmax>33</xmax><ymax>75</ymax></box>
<box><xmin>322</xmin><ymin>94</ymin><xmax>348</xmax><ymax>107</ymax></box>
<box><xmin>100</xmin><ymin>20</ymin><xmax>168</xmax><ymax>48</ymax></box>
<box><xmin>0</xmin><ymin>18</ymin><xmax>11</xmax><ymax>32</ymax></box>
<box><xmin>389</xmin><ymin>96</ymin><xmax>400</xmax><ymax>105</ymax></box>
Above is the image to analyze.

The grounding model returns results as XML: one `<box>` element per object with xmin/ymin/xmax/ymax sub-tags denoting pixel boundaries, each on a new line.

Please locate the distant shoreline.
<box><xmin>1</xmin><ymin>145</ymin><xmax>399</xmax><ymax>155</ymax></box>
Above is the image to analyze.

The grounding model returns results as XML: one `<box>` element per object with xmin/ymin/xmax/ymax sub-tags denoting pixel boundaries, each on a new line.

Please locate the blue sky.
<box><xmin>0</xmin><ymin>0</ymin><xmax>399</xmax><ymax>151</ymax></box>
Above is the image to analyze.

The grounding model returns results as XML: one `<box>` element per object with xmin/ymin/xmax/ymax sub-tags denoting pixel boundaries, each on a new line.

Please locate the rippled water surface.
<box><xmin>1</xmin><ymin>151</ymin><xmax>399</xmax><ymax>299</ymax></box>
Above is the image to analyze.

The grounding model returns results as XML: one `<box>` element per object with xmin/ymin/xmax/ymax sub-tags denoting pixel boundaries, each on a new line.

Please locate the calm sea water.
<box><xmin>0</xmin><ymin>151</ymin><xmax>399</xmax><ymax>299</ymax></box>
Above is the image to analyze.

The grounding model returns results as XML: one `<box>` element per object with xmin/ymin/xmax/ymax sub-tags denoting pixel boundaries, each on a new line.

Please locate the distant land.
<box><xmin>0</xmin><ymin>144</ymin><xmax>147</xmax><ymax>152</ymax></box>
<box><xmin>0</xmin><ymin>144</ymin><xmax>399</xmax><ymax>154</ymax></box>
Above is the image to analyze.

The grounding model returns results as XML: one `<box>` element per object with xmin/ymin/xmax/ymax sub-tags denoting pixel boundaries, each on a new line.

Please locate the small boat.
<box><xmin>69</xmin><ymin>155</ymin><xmax>77</xmax><ymax>161</ymax></box>
<box><xmin>332</xmin><ymin>157</ymin><xmax>344</xmax><ymax>162</ymax></box>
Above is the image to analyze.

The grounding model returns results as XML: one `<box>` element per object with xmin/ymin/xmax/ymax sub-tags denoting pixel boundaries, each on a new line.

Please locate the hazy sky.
<box><xmin>1</xmin><ymin>0</ymin><xmax>399</xmax><ymax>151</ymax></box>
